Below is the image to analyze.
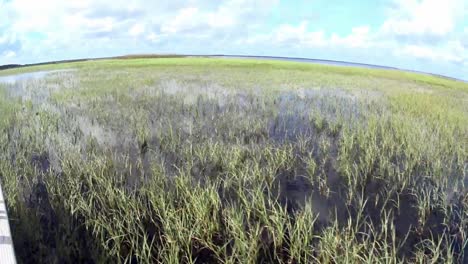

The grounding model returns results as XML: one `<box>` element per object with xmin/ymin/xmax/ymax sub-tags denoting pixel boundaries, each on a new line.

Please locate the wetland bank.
<box><xmin>0</xmin><ymin>58</ymin><xmax>467</xmax><ymax>263</ymax></box>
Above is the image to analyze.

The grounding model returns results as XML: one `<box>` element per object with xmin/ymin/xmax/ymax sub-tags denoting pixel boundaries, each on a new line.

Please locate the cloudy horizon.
<box><xmin>1</xmin><ymin>0</ymin><xmax>467</xmax><ymax>80</ymax></box>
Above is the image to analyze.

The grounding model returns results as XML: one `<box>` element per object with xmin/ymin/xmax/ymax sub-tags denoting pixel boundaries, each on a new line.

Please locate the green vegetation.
<box><xmin>0</xmin><ymin>58</ymin><xmax>467</xmax><ymax>263</ymax></box>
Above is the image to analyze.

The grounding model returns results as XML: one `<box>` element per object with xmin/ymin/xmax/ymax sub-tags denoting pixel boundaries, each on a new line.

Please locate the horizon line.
<box><xmin>1</xmin><ymin>53</ymin><xmax>466</xmax><ymax>83</ymax></box>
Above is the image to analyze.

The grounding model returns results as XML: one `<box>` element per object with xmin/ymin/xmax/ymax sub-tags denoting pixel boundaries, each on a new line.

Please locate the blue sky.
<box><xmin>1</xmin><ymin>0</ymin><xmax>467</xmax><ymax>80</ymax></box>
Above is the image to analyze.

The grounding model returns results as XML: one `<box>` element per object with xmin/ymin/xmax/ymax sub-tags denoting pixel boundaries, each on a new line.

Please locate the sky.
<box><xmin>0</xmin><ymin>0</ymin><xmax>467</xmax><ymax>80</ymax></box>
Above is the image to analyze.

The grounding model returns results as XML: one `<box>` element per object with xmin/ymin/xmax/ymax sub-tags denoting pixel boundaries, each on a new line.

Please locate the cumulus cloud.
<box><xmin>378</xmin><ymin>0</ymin><xmax>467</xmax><ymax>67</ymax></box>
<box><xmin>2</xmin><ymin>50</ymin><xmax>16</xmax><ymax>58</ymax></box>
<box><xmin>161</xmin><ymin>8</ymin><xmax>198</xmax><ymax>34</ymax></box>
<box><xmin>246</xmin><ymin>0</ymin><xmax>467</xmax><ymax>77</ymax></box>
<box><xmin>0</xmin><ymin>0</ymin><xmax>280</xmax><ymax>62</ymax></box>
<box><xmin>271</xmin><ymin>21</ymin><xmax>326</xmax><ymax>47</ymax></box>
<box><xmin>129</xmin><ymin>23</ymin><xmax>145</xmax><ymax>37</ymax></box>
<box><xmin>330</xmin><ymin>26</ymin><xmax>373</xmax><ymax>48</ymax></box>
<box><xmin>381</xmin><ymin>0</ymin><xmax>465</xmax><ymax>40</ymax></box>
<box><xmin>397</xmin><ymin>43</ymin><xmax>464</xmax><ymax>64</ymax></box>
<box><xmin>244</xmin><ymin>23</ymin><xmax>374</xmax><ymax>50</ymax></box>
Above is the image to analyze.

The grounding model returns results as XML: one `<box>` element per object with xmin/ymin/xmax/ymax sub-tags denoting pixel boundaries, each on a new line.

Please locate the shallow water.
<box><xmin>0</xmin><ymin>70</ymin><xmax>74</xmax><ymax>84</ymax></box>
<box><xmin>2</xmin><ymin>66</ymin><xmax>466</xmax><ymax>262</ymax></box>
<box><xmin>0</xmin><ymin>69</ymin><xmax>76</xmax><ymax>105</ymax></box>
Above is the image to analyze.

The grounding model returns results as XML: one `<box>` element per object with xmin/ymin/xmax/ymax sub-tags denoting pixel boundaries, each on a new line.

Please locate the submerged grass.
<box><xmin>0</xmin><ymin>58</ymin><xmax>467</xmax><ymax>263</ymax></box>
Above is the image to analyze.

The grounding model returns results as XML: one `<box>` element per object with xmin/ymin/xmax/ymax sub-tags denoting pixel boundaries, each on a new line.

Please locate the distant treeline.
<box><xmin>0</xmin><ymin>59</ymin><xmax>92</xmax><ymax>71</ymax></box>
<box><xmin>0</xmin><ymin>64</ymin><xmax>24</xmax><ymax>70</ymax></box>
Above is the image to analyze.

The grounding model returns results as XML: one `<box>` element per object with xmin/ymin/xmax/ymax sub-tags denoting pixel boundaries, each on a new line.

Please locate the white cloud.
<box><xmin>275</xmin><ymin>22</ymin><xmax>307</xmax><ymax>42</ymax></box>
<box><xmin>378</xmin><ymin>0</ymin><xmax>467</xmax><ymax>69</ymax></box>
<box><xmin>252</xmin><ymin>0</ymin><xmax>467</xmax><ymax>72</ymax></box>
<box><xmin>0</xmin><ymin>0</ymin><xmax>280</xmax><ymax>63</ymax></box>
<box><xmin>206</xmin><ymin>10</ymin><xmax>236</xmax><ymax>28</ymax></box>
<box><xmin>146</xmin><ymin>32</ymin><xmax>160</xmax><ymax>43</ymax></box>
<box><xmin>330</xmin><ymin>26</ymin><xmax>372</xmax><ymax>48</ymax></box>
<box><xmin>7</xmin><ymin>0</ymin><xmax>63</xmax><ymax>32</ymax></box>
<box><xmin>397</xmin><ymin>41</ymin><xmax>465</xmax><ymax>64</ymax></box>
<box><xmin>161</xmin><ymin>7</ymin><xmax>200</xmax><ymax>34</ymax></box>
<box><xmin>2</xmin><ymin>51</ymin><xmax>16</xmax><ymax>58</ymax></box>
<box><xmin>265</xmin><ymin>21</ymin><xmax>325</xmax><ymax>47</ymax></box>
<box><xmin>381</xmin><ymin>0</ymin><xmax>466</xmax><ymax>39</ymax></box>
<box><xmin>129</xmin><ymin>24</ymin><xmax>145</xmax><ymax>37</ymax></box>
<box><xmin>250</xmin><ymin>22</ymin><xmax>371</xmax><ymax>49</ymax></box>
<box><xmin>65</xmin><ymin>15</ymin><xmax>116</xmax><ymax>34</ymax></box>
<box><xmin>159</xmin><ymin>2</ymin><xmax>253</xmax><ymax>35</ymax></box>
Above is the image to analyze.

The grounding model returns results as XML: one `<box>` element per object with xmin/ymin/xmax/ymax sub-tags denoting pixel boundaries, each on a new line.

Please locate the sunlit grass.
<box><xmin>0</xmin><ymin>58</ymin><xmax>467</xmax><ymax>263</ymax></box>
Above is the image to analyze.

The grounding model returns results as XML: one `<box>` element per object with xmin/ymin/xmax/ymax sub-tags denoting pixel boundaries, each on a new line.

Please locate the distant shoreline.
<box><xmin>1</xmin><ymin>54</ymin><xmax>466</xmax><ymax>83</ymax></box>
<box><xmin>206</xmin><ymin>55</ymin><xmax>467</xmax><ymax>83</ymax></box>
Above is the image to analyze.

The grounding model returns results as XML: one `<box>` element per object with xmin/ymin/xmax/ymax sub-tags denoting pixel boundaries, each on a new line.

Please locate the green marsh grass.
<box><xmin>0</xmin><ymin>58</ymin><xmax>467</xmax><ymax>263</ymax></box>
